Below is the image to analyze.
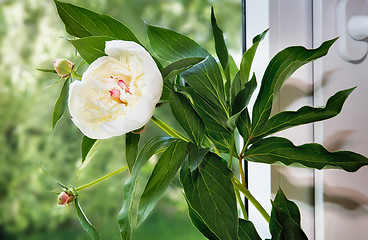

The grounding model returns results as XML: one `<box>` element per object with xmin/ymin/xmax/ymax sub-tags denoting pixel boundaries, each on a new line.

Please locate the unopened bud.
<box><xmin>54</xmin><ymin>59</ymin><xmax>74</xmax><ymax>78</ymax></box>
<box><xmin>57</xmin><ymin>191</ymin><xmax>75</xmax><ymax>205</ymax></box>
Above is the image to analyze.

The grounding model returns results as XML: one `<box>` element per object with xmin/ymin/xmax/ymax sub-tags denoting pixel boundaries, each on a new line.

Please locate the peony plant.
<box><xmin>41</xmin><ymin>1</ymin><xmax>368</xmax><ymax>240</ymax></box>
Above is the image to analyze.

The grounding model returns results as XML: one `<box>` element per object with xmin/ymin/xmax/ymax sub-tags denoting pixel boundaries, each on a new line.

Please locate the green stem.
<box><xmin>232</xmin><ymin>177</ymin><xmax>270</xmax><ymax>223</ymax></box>
<box><xmin>228</xmin><ymin>136</ymin><xmax>235</xmax><ymax>169</ymax></box>
<box><xmin>151</xmin><ymin>116</ymin><xmax>189</xmax><ymax>142</ymax></box>
<box><xmin>234</xmin><ymin>188</ymin><xmax>248</xmax><ymax>220</ymax></box>
<box><xmin>75</xmin><ymin>166</ymin><xmax>128</xmax><ymax>192</ymax></box>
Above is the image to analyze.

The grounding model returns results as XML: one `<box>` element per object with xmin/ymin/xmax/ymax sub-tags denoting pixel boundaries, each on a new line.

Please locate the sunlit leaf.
<box><xmin>245</xmin><ymin>136</ymin><xmax>368</xmax><ymax>172</ymax></box>
<box><xmin>69</xmin><ymin>36</ymin><xmax>115</xmax><ymax>64</ymax></box>
<box><xmin>180</xmin><ymin>152</ymin><xmax>238</xmax><ymax>240</ymax></box>
<box><xmin>269</xmin><ymin>188</ymin><xmax>307</xmax><ymax>240</ymax></box>
<box><xmin>239</xmin><ymin>29</ymin><xmax>268</xmax><ymax>86</ymax></box>
<box><xmin>75</xmin><ymin>198</ymin><xmax>101</xmax><ymax>240</ymax></box>
<box><xmin>79</xmin><ymin>139</ymin><xmax>104</xmax><ymax>172</ymax></box>
<box><xmin>52</xmin><ymin>77</ymin><xmax>70</xmax><ymax>129</ymax></box>
<box><xmin>252</xmin><ymin>39</ymin><xmax>337</xmax><ymax>130</ymax></box>
<box><xmin>118</xmin><ymin>137</ymin><xmax>175</xmax><ymax>240</ymax></box>
<box><xmin>170</xmin><ymin>89</ymin><xmax>205</xmax><ymax>146</ymax></box>
<box><xmin>54</xmin><ymin>0</ymin><xmax>139</xmax><ymax>43</ymax></box>
<box><xmin>238</xmin><ymin>219</ymin><xmax>262</xmax><ymax>240</ymax></box>
<box><xmin>252</xmin><ymin>87</ymin><xmax>355</xmax><ymax>142</ymax></box>
<box><xmin>126</xmin><ymin>132</ymin><xmax>140</xmax><ymax>173</ymax></box>
<box><xmin>137</xmin><ymin>140</ymin><xmax>188</xmax><ymax>224</ymax></box>
<box><xmin>231</xmin><ymin>29</ymin><xmax>268</xmax><ymax>100</ymax></box>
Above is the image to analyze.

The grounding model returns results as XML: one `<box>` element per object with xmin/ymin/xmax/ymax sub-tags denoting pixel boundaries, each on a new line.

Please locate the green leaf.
<box><xmin>118</xmin><ymin>137</ymin><xmax>175</xmax><ymax>240</ymax></box>
<box><xmin>180</xmin><ymin>152</ymin><xmax>238</xmax><ymax>240</ymax></box>
<box><xmin>126</xmin><ymin>132</ymin><xmax>140</xmax><ymax>173</ymax></box>
<box><xmin>252</xmin><ymin>38</ymin><xmax>337</xmax><ymax>130</ymax></box>
<box><xmin>170</xmin><ymin>89</ymin><xmax>205</xmax><ymax>146</ymax></box>
<box><xmin>269</xmin><ymin>188</ymin><xmax>307</xmax><ymax>240</ymax></box>
<box><xmin>225</xmin><ymin>55</ymin><xmax>239</xmax><ymax>101</ymax></box>
<box><xmin>211</xmin><ymin>7</ymin><xmax>228</xmax><ymax>72</ymax></box>
<box><xmin>232</xmin><ymin>74</ymin><xmax>257</xmax><ymax>115</ymax></box>
<box><xmin>161</xmin><ymin>57</ymin><xmax>205</xmax><ymax>81</ymax></box>
<box><xmin>36</xmin><ymin>68</ymin><xmax>57</xmax><ymax>74</ymax></box>
<box><xmin>252</xmin><ymin>87</ymin><xmax>355</xmax><ymax>142</ymax></box>
<box><xmin>227</xmin><ymin>74</ymin><xmax>257</xmax><ymax>130</ymax></box>
<box><xmin>79</xmin><ymin>139</ymin><xmax>103</xmax><ymax>171</ymax></box>
<box><xmin>137</xmin><ymin>140</ymin><xmax>188</xmax><ymax>224</ymax></box>
<box><xmin>187</xmin><ymin>204</ymin><xmax>219</xmax><ymax>240</ymax></box>
<box><xmin>75</xmin><ymin>198</ymin><xmax>101</xmax><ymax>240</ymax></box>
<box><xmin>245</xmin><ymin>136</ymin><xmax>368</xmax><ymax>172</ymax></box>
<box><xmin>236</xmin><ymin>109</ymin><xmax>252</xmax><ymax>141</ymax></box>
<box><xmin>52</xmin><ymin>77</ymin><xmax>70</xmax><ymax>129</ymax></box>
<box><xmin>81</xmin><ymin>135</ymin><xmax>97</xmax><ymax>163</ymax></box>
<box><xmin>147</xmin><ymin>24</ymin><xmax>227</xmax><ymax>115</ymax></box>
<box><xmin>69</xmin><ymin>36</ymin><xmax>115</xmax><ymax>64</ymax></box>
<box><xmin>239</xmin><ymin>29</ymin><xmax>268</xmax><ymax>86</ymax></box>
<box><xmin>238</xmin><ymin>219</ymin><xmax>262</xmax><ymax>240</ymax></box>
<box><xmin>54</xmin><ymin>0</ymin><xmax>139</xmax><ymax>42</ymax></box>
<box><xmin>176</xmin><ymin>85</ymin><xmax>229</xmax><ymax>133</ymax></box>
<box><xmin>187</xmin><ymin>143</ymin><xmax>210</xmax><ymax>171</ymax></box>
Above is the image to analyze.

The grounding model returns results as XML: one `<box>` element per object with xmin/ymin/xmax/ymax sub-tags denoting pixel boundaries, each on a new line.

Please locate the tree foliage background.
<box><xmin>0</xmin><ymin>0</ymin><xmax>241</xmax><ymax>239</ymax></box>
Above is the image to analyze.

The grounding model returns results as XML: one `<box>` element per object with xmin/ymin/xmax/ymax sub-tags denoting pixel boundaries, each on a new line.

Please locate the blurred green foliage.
<box><xmin>0</xmin><ymin>0</ymin><xmax>241</xmax><ymax>239</ymax></box>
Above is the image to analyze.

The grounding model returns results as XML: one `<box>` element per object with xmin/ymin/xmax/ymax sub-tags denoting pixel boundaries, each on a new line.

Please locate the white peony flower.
<box><xmin>68</xmin><ymin>40</ymin><xmax>163</xmax><ymax>139</ymax></box>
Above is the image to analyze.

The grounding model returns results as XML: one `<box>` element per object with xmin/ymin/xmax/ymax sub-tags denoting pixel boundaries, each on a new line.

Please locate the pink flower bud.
<box><xmin>57</xmin><ymin>191</ymin><xmax>75</xmax><ymax>205</ymax></box>
<box><xmin>54</xmin><ymin>59</ymin><xmax>74</xmax><ymax>78</ymax></box>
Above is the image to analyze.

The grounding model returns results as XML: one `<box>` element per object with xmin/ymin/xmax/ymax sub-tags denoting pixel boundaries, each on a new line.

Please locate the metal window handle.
<box><xmin>348</xmin><ymin>15</ymin><xmax>368</xmax><ymax>40</ymax></box>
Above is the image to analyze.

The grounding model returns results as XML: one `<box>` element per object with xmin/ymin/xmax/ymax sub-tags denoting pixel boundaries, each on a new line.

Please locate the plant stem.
<box><xmin>228</xmin><ymin>136</ymin><xmax>235</xmax><ymax>169</ymax></box>
<box><xmin>232</xmin><ymin>177</ymin><xmax>270</xmax><ymax>223</ymax></box>
<box><xmin>75</xmin><ymin>166</ymin><xmax>128</xmax><ymax>192</ymax></box>
<box><xmin>235</xmin><ymin>188</ymin><xmax>248</xmax><ymax>220</ymax></box>
<box><xmin>151</xmin><ymin>115</ymin><xmax>189</xmax><ymax>142</ymax></box>
<box><xmin>238</xmin><ymin>158</ymin><xmax>247</xmax><ymax>188</ymax></box>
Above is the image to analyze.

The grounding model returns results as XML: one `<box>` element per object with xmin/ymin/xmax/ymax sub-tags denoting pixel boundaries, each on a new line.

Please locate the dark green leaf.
<box><xmin>75</xmin><ymin>198</ymin><xmax>101</xmax><ymax>240</ymax></box>
<box><xmin>170</xmin><ymin>89</ymin><xmax>205</xmax><ymax>146</ymax></box>
<box><xmin>126</xmin><ymin>132</ymin><xmax>140</xmax><ymax>173</ymax></box>
<box><xmin>54</xmin><ymin>0</ymin><xmax>139</xmax><ymax>42</ymax></box>
<box><xmin>232</xmin><ymin>74</ymin><xmax>257</xmax><ymax>115</ymax></box>
<box><xmin>147</xmin><ymin>24</ymin><xmax>227</xmax><ymax>115</ymax></box>
<box><xmin>188</xmin><ymin>204</ymin><xmax>219</xmax><ymax>240</ymax></box>
<box><xmin>81</xmin><ymin>135</ymin><xmax>97</xmax><ymax>163</ymax></box>
<box><xmin>161</xmin><ymin>57</ymin><xmax>205</xmax><ymax>81</ymax></box>
<box><xmin>252</xmin><ymin>39</ymin><xmax>337</xmax><ymax>130</ymax></box>
<box><xmin>227</xmin><ymin>74</ymin><xmax>257</xmax><ymax>130</ymax></box>
<box><xmin>252</xmin><ymin>87</ymin><xmax>355</xmax><ymax>142</ymax></box>
<box><xmin>238</xmin><ymin>219</ymin><xmax>262</xmax><ymax>240</ymax></box>
<box><xmin>138</xmin><ymin>140</ymin><xmax>188</xmax><ymax>224</ymax></box>
<box><xmin>245</xmin><ymin>136</ymin><xmax>368</xmax><ymax>172</ymax></box>
<box><xmin>69</xmin><ymin>36</ymin><xmax>115</xmax><ymax>64</ymax></box>
<box><xmin>211</xmin><ymin>7</ymin><xmax>228</xmax><ymax>71</ymax></box>
<box><xmin>52</xmin><ymin>77</ymin><xmax>70</xmax><ymax>129</ymax></box>
<box><xmin>239</xmin><ymin>29</ymin><xmax>268</xmax><ymax>86</ymax></box>
<box><xmin>118</xmin><ymin>137</ymin><xmax>175</xmax><ymax>240</ymax></box>
<box><xmin>187</xmin><ymin>143</ymin><xmax>210</xmax><ymax>171</ymax></box>
<box><xmin>225</xmin><ymin>55</ymin><xmax>239</xmax><ymax>101</ymax></box>
<box><xmin>176</xmin><ymin>85</ymin><xmax>229</xmax><ymax>133</ymax></box>
<box><xmin>236</xmin><ymin>109</ymin><xmax>252</xmax><ymax>142</ymax></box>
<box><xmin>180</xmin><ymin>152</ymin><xmax>238</xmax><ymax>240</ymax></box>
<box><xmin>207</xmin><ymin>129</ymin><xmax>234</xmax><ymax>152</ymax></box>
<box><xmin>269</xmin><ymin>188</ymin><xmax>307</xmax><ymax>240</ymax></box>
